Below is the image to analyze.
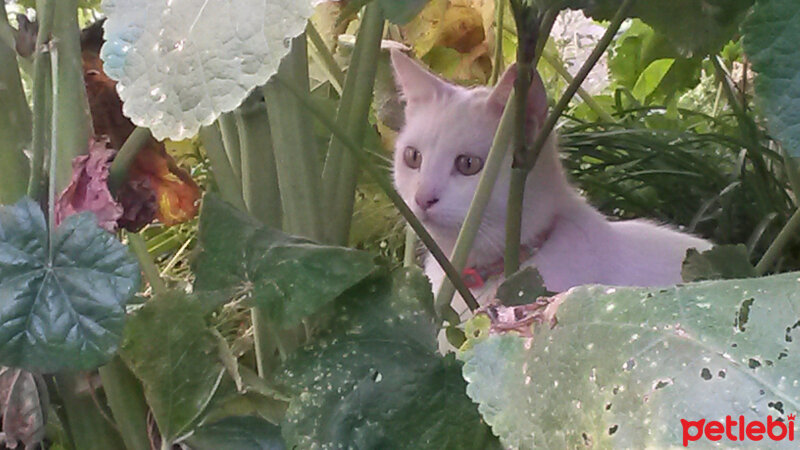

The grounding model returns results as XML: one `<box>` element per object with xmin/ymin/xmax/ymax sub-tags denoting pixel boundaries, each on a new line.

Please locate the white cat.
<box><xmin>390</xmin><ymin>50</ymin><xmax>712</xmax><ymax>318</ymax></box>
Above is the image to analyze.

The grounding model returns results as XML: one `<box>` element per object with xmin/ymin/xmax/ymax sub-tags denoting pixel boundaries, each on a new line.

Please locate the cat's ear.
<box><xmin>391</xmin><ymin>49</ymin><xmax>454</xmax><ymax>103</ymax></box>
<box><xmin>487</xmin><ymin>64</ymin><xmax>548</xmax><ymax>124</ymax></box>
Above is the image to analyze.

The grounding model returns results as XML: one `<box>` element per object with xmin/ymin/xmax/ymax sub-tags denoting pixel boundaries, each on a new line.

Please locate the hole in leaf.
<box><xmin>608</xmin><ymin>425</ymin><xmax>618</xmax><ymax>436</ymax></box>
<box><xmin>622</xmin><ymin>358</ymin><xmax>636</xmax><ymax>371</ymax></box>
<box><xmin>748</xmin><ymin>358</ymin><xmax>762</xmax><ymax>369</ymax></box>
<box><xmin>582</xmin><ymin>432</ymin><xmax>592</xmax><ymax>447</ymax></box>
<box><xmin>734</xmin><ymin>298</ymin><xmax>755</xmax><ymax>332</ymax></box>
<box><xmin>700</xmin><ymin>368</ymin><xmax>713</xmax><ymax>380</ymax></box>
<box><xmin>605</xmin><ymin>403</ymin><xmax>612</xmax><ymax>410</ymax></box>
<box><xmin>612</xmin><ymin>386</ymin><xmax>620</xmax><ymax>395</ymax></box>
<box><xmin>778</xmin><ymin>349</ymin><xmax>789</xmax><ymax>360</ymax></box>
<box><xmin>372</xmin><ymin>371</ymin><xmax>382</xmax><ymax>383</ymax></box>
<box><xmin>768</xmin><ymin>401</ymin><xmax>785</xmax><ymax>415</ymax></box>
<box><xmin>785</xmin><ymin>321</ymin><xmax>800</xmax><ymax>343</ymax></box>
<box><xmin>654</xmin><ymin>379</ymin><xmax>672</xmax><ymax>390</ymax></box>
<box><xmin>718</xmin><ymin>370</ymin><xmax>726</xmax><ymax>379</ymax></box>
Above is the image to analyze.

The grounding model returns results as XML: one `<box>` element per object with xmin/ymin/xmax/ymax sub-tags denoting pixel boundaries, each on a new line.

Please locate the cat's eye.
<box><xmin>455</xmin><ymin>155</ymin><xmax>484</xmax><ymax>176</ymax></box>
<box><xmin>404</xmin><ymin>147</ymin><xmax>422</xmax><ymax>169</ymax></box>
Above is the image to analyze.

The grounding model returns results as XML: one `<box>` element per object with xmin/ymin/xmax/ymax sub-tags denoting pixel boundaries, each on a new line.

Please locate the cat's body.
<box><xmin>390</xmin><ymin>50</ymin><xmax>712</xmax><ymax>317</ymax></box>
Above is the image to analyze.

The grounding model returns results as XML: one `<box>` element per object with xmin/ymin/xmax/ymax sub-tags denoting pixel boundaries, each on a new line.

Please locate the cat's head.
<box><xmin>391</xmin><ymin>49</ymin><xmax>549</xmax><ymax>241</ymax></box>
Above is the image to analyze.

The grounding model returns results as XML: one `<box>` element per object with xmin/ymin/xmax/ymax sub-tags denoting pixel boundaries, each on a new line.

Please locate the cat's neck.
<box><xmin>429</xmin><ymin>136</ymin><xmax>606</xmax><ymax>268</ymax></box>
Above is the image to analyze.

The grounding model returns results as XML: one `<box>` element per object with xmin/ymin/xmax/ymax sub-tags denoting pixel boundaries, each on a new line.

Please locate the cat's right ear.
<box><xmin>487</xmin><ymin>64</ymin><xmax>548</xmax><ymax>124</ymax></box>
<box><xmin>391</xmin><ymin>49</ymin><xmax>453</xmax><ymax>103</ymax></box>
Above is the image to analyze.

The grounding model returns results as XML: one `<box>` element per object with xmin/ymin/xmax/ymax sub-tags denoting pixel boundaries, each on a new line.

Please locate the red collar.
<box><xmin>462</xmin><ymin>218</ymin><xmax>557</xmax><ymax>290</ymax></box>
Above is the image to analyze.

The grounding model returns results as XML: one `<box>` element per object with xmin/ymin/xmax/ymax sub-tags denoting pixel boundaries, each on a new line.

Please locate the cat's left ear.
<box><xmin>487</xmin><ymin>64</ymin><xmax>548</xmax><ymax>125</ymax></box>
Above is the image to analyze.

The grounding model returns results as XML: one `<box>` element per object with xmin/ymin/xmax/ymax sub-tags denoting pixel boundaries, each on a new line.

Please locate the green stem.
<box><xmin>404</xmin><ymin>225</ymin><xmax>417</xmax><ymax>267</ymax></box>
<box><xmin>756</xmin><ymin>207</ymin><xmax>800</xmax><ymax>275</ymax></box>
<box><xmin>199</xmin><ymin>125</ymin><xmax>247</xmax><ymax>210</ymax></box>
<box><xmin>526</xmin><ymin>0</ymin><xmax>633</xmax><ymax>174</ymax></box>
<box><xmin>307</xmin><ymin>21</ymin><xmax>345</xmax><ymax>92</ymax></box>
<box><xmin>490</xmin><ymin>0</ymin><xmax>506</xmax><ymax>85</ymax></box>
<box><xmin>275</xmin><ymin>74</ymin><xmax>478</xmax><ymax>314</ymax></box>
<box><xmin>433</xmin><ymin>90</ymin><xmax>518</xmax><ymax>316</ymax></box>
<box><xmin>108</xmin><ymin>127</ymin><xmax>152</xmax><ymax>193</ymax></box>
<box><xmin>541</xmin><ymin>50</ymin><xmax>615</xmax><ymax>123</ymax></box>
<box><xmin>128</xmin><ymin>232</ymin><xmax>167</xmax><ymax>295</ymax></box>
<box><xmin>782</xmin><ymin>147</ymin><xmax>800</xmax><ymax>206</ymax></box>
<box><xmin>218</xmin><ymin>112</ymin><xmax>242</xmax><ymax>179</ymax></box>
<box><xmin>263</xmin><ymin>35</ymin><xmax>324</xmax><ymax>241</ymax></box>
<box><xmin>504</xmin><ymin>168</ymin><xmax>528</xmax><ymax>276</ymax></box>
<box><xmin>28</xmin><ymin>0</ymin><xmax>55</xmax><ymax>200</ymax></box>
<box><xmin>98</xmin><ymin>357</ymin><xmax>151</xmax><ymax>450</ymax></box>
<box><xmin>321</xmin><ymin>2</ymin><xmax>385</xmax><ymax>245</ymax></box>
<box><xmin>54</xmin><ymin>373</ymin><xmax>125</xmax><ymax>450</ymax></box>
<box><xmin>235</xmin><ymin>106</ymin><xmax>282</xmax><ymax>228</ymax></box>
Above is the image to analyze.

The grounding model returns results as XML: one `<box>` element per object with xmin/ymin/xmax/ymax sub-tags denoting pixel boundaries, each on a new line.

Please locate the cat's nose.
<box><xmin>415</xmin><ymin>193</ymin><xmax>439</xmax><ymax>211</ymax></box>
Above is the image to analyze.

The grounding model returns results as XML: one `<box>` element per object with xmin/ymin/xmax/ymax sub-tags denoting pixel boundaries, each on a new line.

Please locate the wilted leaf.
<box><xmin>120</xmin><ymin>291</ymin><xmax>225</xmax><ymax>444</ymax></box>
<box><xmin>461</xmin><ymin>272</ymin><xmax>800</xmax><ymax>448</ymax></box>
<box><xmin>682</xmin><ymin>244</ymin><xmax>757</xmax><ymax>282</ymax></box>
<box><xmin>55</xmin><ymin>137</ymin><xmax>123</xmax><ymax>233</ymax></box>
<box><xmin>101</xmin><ymin>0</ymin><xmax>312</xmax><ymax>141</ymax></box>
<box><xmin>193</xmin><ymin>194</ymin><xmax>376</xmax><ymax>329</ymax></box>
<box><xmin>183</xmin><ymin>416</ymin><xmax>286</xmax><ymax>450</ymax></box>
<box><xmin>743</xmin><ymin>0</ymin><xmax>800</xmax><ymax>156</ymax></box>
<box><xmin>276</xmin><ymin>268</ymin><xmax>497</xmax><ymax>449</ymax></box>
<box><xmin>0</xmin><ymin>198</ymin><xmax>140</xmax><ymax>372</ymax></box>
<box><xmin>0</xmin><ymin>368</ymin><xmax>48</xmax><ymax>449</ymax></box>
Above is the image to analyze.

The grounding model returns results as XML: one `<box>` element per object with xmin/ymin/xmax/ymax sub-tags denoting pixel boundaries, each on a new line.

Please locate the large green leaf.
<box><xmin>120</xmin><ymin>291</ymin><xmax>225</xmax><ymax>444</ymax></box>
<box><xmin>0</xmin><ymin>198</ymin><xmax>140</xmax><ymax>372</ymax></box>
<box><xmin>461</xmin><ymin>272</ymin><xmax>800</xmax><ymax>448</ymax></box>
<box><xmin>193</xmin><ymin>194</ymin><xmax>376</xmax><ymax>329</ymax></box>
<box><xmin>743</xmin><ymin>0</ymin><xmax>800</xmax><ymax>156</ymax></box>
<box><xmin>183</xmin><ymin>416</ymin><xmax>286</xmax><ymax>450</ymax></box>
<box><xmin>571</xmin><ymin>0</ymin><xmax>753</xmax><ymax>57</ymax></box>
<box><xmin>275</xmin><ymin>268</ymin><xmax>497</xmax><ymax>449</ymax></box>
<box><xmin>101</xmin><ymin>0</ymin><xmax>312</xmax><ymax>141</ymax></box>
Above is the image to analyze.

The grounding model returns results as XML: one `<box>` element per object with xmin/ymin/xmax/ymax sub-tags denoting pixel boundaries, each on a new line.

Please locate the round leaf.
<box><xmin>0</xmin><ymin>198</ymin><xmax>140</xmax><ymax>372</ymax></box>
<box><xmin>101</xmin><ymin>0</ymin><xmax>313</xmax><ymax>141</ymax></box>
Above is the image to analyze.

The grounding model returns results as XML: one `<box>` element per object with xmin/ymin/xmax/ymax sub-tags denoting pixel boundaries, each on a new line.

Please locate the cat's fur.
<box><xmin>390</xmin><ymin>50</ymin><xmax>712</xmax><ymax>317</ymax></box>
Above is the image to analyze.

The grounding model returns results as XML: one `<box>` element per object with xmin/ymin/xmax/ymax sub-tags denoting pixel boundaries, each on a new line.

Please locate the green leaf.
<box><xmin>193</xmin><ymin>194</ymin><xmax>376</xmax><ymax>329</ymax></box>
<box><xmin>577</xmin><ymin>0</ymin><xmax>754</xmax><ymax>57</ymax></box>
<box><xmin>743</xmin><ymin>0</ymin><xmax>800</xmax><ymax>156</ymax></box>
<box><xmin>631</xmin><ymin>58</ymin><xmax>675</xmax><ymax>101</ymax></box>
<box><xmin>339</xmin><ymin>0</ymin><xmax>430</xmax><ymax>25</ymax></box>
<box><xmin>460</xmin><ymin>272</ymin><xmax>800</xmax><ymax>448</ymax></box>
<box><xmin>183</xmin><ymin>416</ymin><xmax>286</xmax><ymax>450</ymax></box>
<box><xmin>0</xmin><ymin>198</ymin><xmax>140</xmax><ymax>372</ymax></box>
<box><xmin>682</xmin><ymin>244</ymin><xmax>757</xmax><ymax>282</ymax></box>
<box><xmin>101</xmin><ymin>0</ymin><xmax>312</xmax><ymax>141</ymax></box>
<box><xmin>495</xmin><ymin>266</ymin><xmax>551</xmax><ymax>306</ymax></box>
<box><xmin>120</xmin><ymin>291</ymin><xmax>225</xmax><ymax>444</ymax></box>
<box><xmin>276</xmin><ymin>268</ymin><xmax>497</xmax><ymax>449</ymax></box>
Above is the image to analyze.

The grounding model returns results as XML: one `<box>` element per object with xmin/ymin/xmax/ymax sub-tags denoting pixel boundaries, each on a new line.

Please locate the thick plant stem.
<box><xmin>0</xmin><ymin>2</ymin><xmax>32</xmax><ymax>204</ymax></box>
<box><xmin>199</xmin><ymin>125</ymin><xmax>247</xmax><ymax>210</ymax></box>
<box><xmin>98</xmin><ymin>357</ymin><xmax>151</xmax><ymax>450</ymax></box>
<box><xmin>128</xmin><ymin>233</ymin><xmax>167</xmax><ymax>295</ymax></box>
<box><xmin>218</xmin><ymin>112</ymin><xmax>242</xmax><ymax>179</ymax></box>
<box><xmin>235</xmin><ymin>106</ymin><xmax>282</xmax><ymax>228</ymax></box>
<box><xmin>263</xmin><ymin>35</ymin><xmax>324</xmax><ymax>241</ymax></box>
<box><xmin>434</xmin><ymin>91</ymin><xmax>519</xmax><ymax>316</ymax></box>
<box><xmin>490</xmin><ymin>0</ymin><xmax>506</xmax><ymax>85</ymax></box>
<box><xmin>276</xmin><ymin>74</ymin><xmax>478</xmax><ymax>313</ymax></box>
<box><xmin>108</xmin><ymin>127</ymin><xmax>151</xmax><ymax>193</ymax></box>
<box><xmin>756</xmin><ymin>207</ymin><xmax>800</xmax><ymax>275</ymax></box>
<box><xmin>322</xmin><ymin>2</ymin><xmax>385</xmax><ymax>245</ymax></box>
<box><xmin>404</xmin><ymin>225</ymin><xmax>417</xmax><ymax>267</ymax></box>
<box><xmin>28</xmin><ymin>0</ymin><xmax>55</xmax><ymax>200</ymax></box>
<box><xmin>54</xmin><ymin>374</ymin><xmax>125</xmax><ymax>450</ymax></box>
<box><xmin>504</xmin><ymin>168</ymin><xmax>528</xmax><ymax>276</ymax></box>
<box><xmin>50</xmin><ymin>0</ymin><xmax>91</xmax><ymax>193</ymax></box>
